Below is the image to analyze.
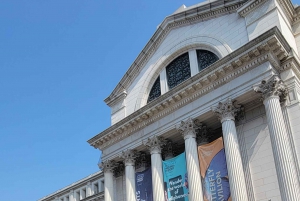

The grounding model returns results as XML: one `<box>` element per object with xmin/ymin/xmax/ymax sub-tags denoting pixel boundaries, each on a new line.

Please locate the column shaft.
<box><xmin>104</xmin><ymin>171</ymin><xmax>114</xmax><ymax>201</ymax></box>
<box><xmin>125</xmin><ymin>165</ymin><xmax>136</xmax><ymax>201</ymax></box>
<box><xmin>151</xmin><ymin>153</ymin><xmax>164</xmax><ymax>201</ymax></box>
<box><xmin>69</xmin><ymin>191</ymin><xmax>74</xmax><ymax>201</ymax></box>
<box><xmin>184</xmin><ymin>137</ymin><xmax>204</xmax><ymax>201</ymax></box>
<box><xmin>212</xmin><ymin>98</ymin><xmax>249</xmax><ymax>201</ymax></box>
<box><xmin>222</xmin><ymin>119</ymin><xmax>248</xmax><ymax>201</ymax></box>
<box><xmin>264</xmin><ymin>96</ymin><xmax>300</xmax><ymax>201</ymax></box>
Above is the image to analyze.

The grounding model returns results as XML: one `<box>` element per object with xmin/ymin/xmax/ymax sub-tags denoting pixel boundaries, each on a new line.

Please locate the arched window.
<box><xmin>147</xmin><ymin>76</ymin><xmax>161</xmax><ymax>103</ymax></box>
<box><xmin>166</xmin><ymin>53</ymin><xmax>191</xmax><ymax>90</ymax></box>
<box><xmin>196</xmin><ymin>50</ymin><xmax>219</xmax><ymax>71</ymax></box>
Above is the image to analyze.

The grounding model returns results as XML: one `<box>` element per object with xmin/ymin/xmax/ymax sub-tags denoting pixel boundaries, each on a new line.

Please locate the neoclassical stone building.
<box><xmin>40</xmin><ymin>0</ymin><xmax>300</xmax><ymax>201</ymax></box>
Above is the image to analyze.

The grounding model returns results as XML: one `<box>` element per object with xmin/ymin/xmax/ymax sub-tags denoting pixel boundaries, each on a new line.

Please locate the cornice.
<box><xmin>88</xmin><ymin>27</ymin><xmax>293</xmax><ymax>150</ymax></box>
<box><xmin>277</xmin><ymin>0</ymin><xmax>295</xmax><ymax>23</ymax></box>
<box><xmin>238</xmin><ymin>0</ymin><xmax>295</xmax><ymax>24</ymax></box>
<box><xmin>238</xmin><ymin>0</ymin><xmax>266</xmax><ymax>17</ymax></box>
<box><xmin>104</xmin><ymin>90</ymin><xmax>127</xmax><ymax>106</ymax></box>
<box><xmin>105</xmin><ymin>0</ymin><xmax>247</xmax><ymax>106</ymax></box>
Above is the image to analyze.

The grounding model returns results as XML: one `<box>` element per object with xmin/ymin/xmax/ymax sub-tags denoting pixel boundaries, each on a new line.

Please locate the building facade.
<box><xmin>38</xmin><ymin>171</ymin><xmax>104</xmax><ymax>201</ymax></box>
<box><xmin>40</xmin><ymin>0</ymin><xmax>300</xmax><ymax>200</ymax></box>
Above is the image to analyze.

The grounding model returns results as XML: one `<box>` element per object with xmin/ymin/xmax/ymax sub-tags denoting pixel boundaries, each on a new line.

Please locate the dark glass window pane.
<box><xmin>147</xmin><ymin>76</ymin><xmax>161</xmax><ymax>103</ymax></box>
<box><xmin>166</xmin><ymin>53</ymin><xmax>191</xmax><ymax>90</ymax></box>
<box><xmin>196</xmin><ymin>50</ymin><xmax>219</xmax><ymax>71</ymax></box>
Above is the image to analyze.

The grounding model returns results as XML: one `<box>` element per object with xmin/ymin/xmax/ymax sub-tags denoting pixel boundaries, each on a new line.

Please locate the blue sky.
<box><xmin>1</xmin><ymin>0</ymin><xmax>300</xmax><ymax>200</ymax></box>
<box><xmin>0</xmin><ymin>1</ymin><xmax>210</xmax><ymax>200</ymax></box>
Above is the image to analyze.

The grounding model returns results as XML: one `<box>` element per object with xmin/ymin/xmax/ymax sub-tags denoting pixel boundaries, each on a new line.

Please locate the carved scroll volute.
<box><xmin>254</xmin><ymin>75</ymin><xmax>288</xmax><ymax>104</ymax></box>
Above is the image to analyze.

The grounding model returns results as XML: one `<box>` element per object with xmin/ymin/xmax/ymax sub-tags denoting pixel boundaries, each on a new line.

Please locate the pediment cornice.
<box><xmin>238</xmin><ymin>0</ymin><xmax>296</xmax><ymax>24</ymax></box>
<box><xmin>104</xmin><ymin>0</ymin><xmax>247</xmax><ymax>105</ymax></box>
<box><xmin>88</xmin><ymin>27</ymin><xmax>299</xmax><ymax>150</ymax></box>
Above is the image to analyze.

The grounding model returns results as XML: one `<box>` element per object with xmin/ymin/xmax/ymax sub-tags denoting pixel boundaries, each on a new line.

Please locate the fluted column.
<box><xmin>145</xmin><ymin>136</ymin><xmax>165</xmax><ymax>201</ymax></box>
<box><xmin>254</xmin><ymin>75</ymin><xmax>300</xmax><ymax>201</ymax></box>
<box><xmin>99</xmin><ymin>160</ymin><xmax>116</xmax><ymax>201</ymax></box>
<box><xmin>177</xmin><ymin>118</ymin><xmax>204</xmax><ymax>201</ymax></box>
<box><xmin>121</xmin><ymin>150</ymin><xmax>137</xmax><ymax>201</ymax></box>
<box><xmin>212</xmin><ymin>99</ymin><xmax>248</xmax><ymax>201</ymax></box>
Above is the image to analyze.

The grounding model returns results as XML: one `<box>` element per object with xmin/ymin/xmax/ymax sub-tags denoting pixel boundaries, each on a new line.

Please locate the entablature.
<box><xmin>88</xmin><ymin>27</ymin><xmax>300</xmax><ymax>151</ymax></box>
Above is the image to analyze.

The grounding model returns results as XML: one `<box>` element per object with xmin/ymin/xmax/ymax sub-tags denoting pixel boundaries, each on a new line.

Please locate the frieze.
<box><xmin>88</xmin><ymin>28</ymin><xmax>292</xmax><ymax>150</ymax></box>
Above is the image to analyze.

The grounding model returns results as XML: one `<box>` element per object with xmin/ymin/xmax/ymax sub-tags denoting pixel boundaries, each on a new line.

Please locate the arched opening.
<box><xmin>166</xmin><ymin>52</ymin><xmax>191</xmax><ymax>90</ymax></box>
<box><xmin>147</xmin><ymin>76</ymin><xmax>161</xmax><ymax>103</ymax></box>
<box><xmin>196</xmin><ymin>50</ymin><xmax>219</xmax><ymax>72</ymax></box>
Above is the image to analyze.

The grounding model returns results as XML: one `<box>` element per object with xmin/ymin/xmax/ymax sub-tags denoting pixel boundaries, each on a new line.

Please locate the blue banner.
<box><xmin>163</xmin><ymin>152</ymin><xmax>189</xmax><ymax>201</ymax></box>
<box><xmin>135</xmin><ymin>167</ymin><xmax>153</xmax><ymax>201</ymax></box>
<box><xmin>198</xmin><ymin>137</ymin><xmax>231</xmax><ymax>201</ymax></box>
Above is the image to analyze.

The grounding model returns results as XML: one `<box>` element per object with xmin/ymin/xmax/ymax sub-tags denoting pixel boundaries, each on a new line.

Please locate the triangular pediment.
<box><xmin>104</xmin><ymin>0</ymin><xmax>248</xmax><ymax>106</ymax></box>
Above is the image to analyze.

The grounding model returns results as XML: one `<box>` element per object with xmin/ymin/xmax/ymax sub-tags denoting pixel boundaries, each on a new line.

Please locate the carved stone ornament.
<box><xmin>113</xmin><ymin>162</ymin><xmax>125</xmax><ymax>177</ymax></box>
<box><xmin>144</xmin><ymin>136</ymin><xmax>166</xmax><ymax>154</ymax></box>
<box><xmin>162</xmin><ymin>140</ymin><xmax>178</xmax><ymax>159</ymax></box>
<box><xmin>121</xmin><ymin>149</ymin><xmax>138</xmax><ymax>166</ymax></box>
<box><xmin>135</xmin><ymin>152</ymin><xmax>149</xmax><ymax>169</ymax></box>
<box><xmin>195</xmin><ymin>122</ymin><xmax>214</xmax><ymax>145</ymax></box>
<box><xmin>212</xmin><ymin>98</ymin><xmax>242</xmax><ymax>123</ymax></box>
<box><xmin>177</xmin><ymin>117</ymin><xmax>200</xmax><ymax>139</ymax></box>
<box><xmin>99</xmin><ymin>160</ymin><xmax>116</xmax><ymax>173</ymax></box>
<box><xmin>253</xmin><ymin>75</ymin><xmax>288</xmax><ymax>103</ymax></box>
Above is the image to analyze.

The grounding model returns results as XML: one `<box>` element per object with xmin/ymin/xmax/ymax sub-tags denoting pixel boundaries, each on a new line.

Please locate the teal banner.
<box><xmin>162</xmin><ymin>152</ymin><xmax>189</xmax><ymax>201</ymax></box>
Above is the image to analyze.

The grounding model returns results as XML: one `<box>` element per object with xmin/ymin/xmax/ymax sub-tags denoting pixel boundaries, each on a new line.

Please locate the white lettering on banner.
<box><xmin>207</xmin><ymin>169</ymin><xmax>225</xmax><ymax>201</ymax></box>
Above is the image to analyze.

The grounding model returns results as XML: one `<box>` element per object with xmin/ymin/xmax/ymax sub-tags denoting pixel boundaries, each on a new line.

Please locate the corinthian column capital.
<box><xmin>121</xmin><ymin>149</ymin><xmax>138</xmax><ymax>166</ymax></box>
<box><xmin>212</xmin><ymin>98</ymin><xmax>241</xmax><ymax>123</ymax></box>
<box><xmin>99</xmin><ymin>160</ymin><xmax>116</xmax><ymax>173</ymax></box>
<box><xmin>144</xmin><ymin>136</ymin><xmax>166</xmax><ymax>154</ymax></box>
<box><xmin>254</xmin><ymin>75</ymin><xmax>288</xmax><ymax>103</ymax></box>
<box><xmin>177</xmin><ymin>117</ymin><xmax>200</xmax><ymax>139</ymax></box>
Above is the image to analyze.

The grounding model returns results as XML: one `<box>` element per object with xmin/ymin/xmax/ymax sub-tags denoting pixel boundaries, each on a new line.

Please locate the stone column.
<box><xmin>86</xmin><ymin>182</ymin><xmax>92</xmax><ymax>197</ymax></box>
<box><xmin>212</xmin><ymin>99</ymin><xmax>248</xmax><ymax>201</ymax></box>
<box><xmin>121</xmin><ymin>150</ymin><xmax>137</xmax><ymax>201</ymax></box>
<box><xmin>254</xmin><ymin>75</ymin><xmax>300</xmax><ymax>201</ymax></box>
<box><xmin>145</xmin><ymin>136</ymin><xmax>165</xmax><ymax>201</ymax></box>
<box><xmin>99</xmin><ymin>160</ymin><xmax>116</xmax><ymax>201</ymax></box>
<box><xmin>69</xmin><ymin>190</ymin><xmax>74</xmax><ymax>201</ymax></box>
<box><xmin>177</xmin><ymin>118</ymin><xmax>204</xmax><ymax>201</ymax></box>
